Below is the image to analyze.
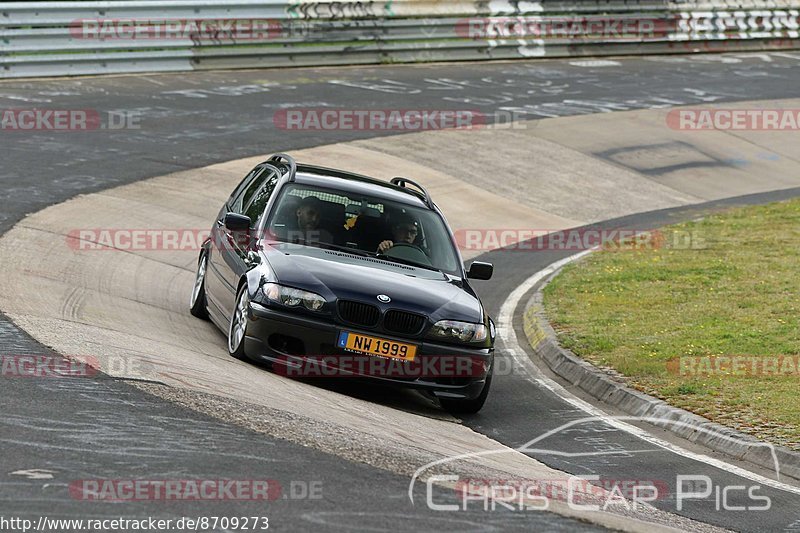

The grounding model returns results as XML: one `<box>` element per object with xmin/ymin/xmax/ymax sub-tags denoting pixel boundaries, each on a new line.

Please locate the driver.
<box><xmin>377</xmin><ymin>212</ymin><xmax>419</xmax><ymax>254</ymax></box>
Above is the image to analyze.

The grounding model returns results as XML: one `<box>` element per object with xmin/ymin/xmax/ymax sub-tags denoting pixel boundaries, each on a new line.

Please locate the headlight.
<box><xmin>262</xmin><ymin>283</ymin><xmax>325</xmax><ymax>311</ymax></box>
<box><xmin>429</xmin><ymin>320</ymin><xmax>488</xmax><ymax>343</ymax></box>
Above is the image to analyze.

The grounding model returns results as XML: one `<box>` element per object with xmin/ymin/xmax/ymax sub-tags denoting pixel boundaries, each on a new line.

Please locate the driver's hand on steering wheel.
<box><xmin>377</xmin><ymin>240</ymin><xmax>394</xmax><ymax>253</ymax></box>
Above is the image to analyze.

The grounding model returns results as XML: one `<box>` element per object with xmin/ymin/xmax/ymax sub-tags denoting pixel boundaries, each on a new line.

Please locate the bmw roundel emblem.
<box><xmin>377</xmin><ymin>294</ymin><xmax>391</xmax><ymax>303</ymax></box>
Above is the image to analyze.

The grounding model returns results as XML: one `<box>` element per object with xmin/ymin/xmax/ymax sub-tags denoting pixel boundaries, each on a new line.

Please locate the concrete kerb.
<box><xmin>521</xmin><ymin>259</ymin><xmax>800</xmax><ymax>483</ymax></box>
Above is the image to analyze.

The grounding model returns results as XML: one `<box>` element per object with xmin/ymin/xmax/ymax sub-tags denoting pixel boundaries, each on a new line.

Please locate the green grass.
<box><xmin>543</xmin><ymin>198</ymin><xmax>800</xmax><ymax>450</ymax></box>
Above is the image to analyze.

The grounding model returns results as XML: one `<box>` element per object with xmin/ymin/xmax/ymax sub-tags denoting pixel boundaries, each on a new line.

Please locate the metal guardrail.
<box><xmin>1</xmin><ymin>1</ymin><xmax>800</xmax><ymax>78</ymax></box>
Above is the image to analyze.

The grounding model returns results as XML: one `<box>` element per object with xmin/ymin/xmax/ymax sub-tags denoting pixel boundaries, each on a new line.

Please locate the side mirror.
<box><xmin>467</xmin><ymin>261</ymin><xmax>493</xmax><ymax>280</ymax></box>
<box><xmin>224</xmin><ymin>212</ymin><xmax>251</xmax><ymax>232</ymax></box>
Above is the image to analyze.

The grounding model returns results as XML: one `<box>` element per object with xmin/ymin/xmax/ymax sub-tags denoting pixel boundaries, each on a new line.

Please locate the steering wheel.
<box><xmin>386</xmin><ymin>242</ymin><xmax>422</xmax><ymax>251</ymax></box>
<box><xmin>377</xmin><ymin>242</ymin><xmax>422</xmax><ymax>254</ymax></box>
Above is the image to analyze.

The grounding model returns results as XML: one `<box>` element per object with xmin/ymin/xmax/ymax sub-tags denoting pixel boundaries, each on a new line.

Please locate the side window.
<box><xmin>229</xmin><ymin>166</ymin><xmax>264</xmax><ymax>214</ymax></box>
<box><xmin>243</xmin><ymin>172</ymin><xmax>279</xmax><ymax>223</ymax></box>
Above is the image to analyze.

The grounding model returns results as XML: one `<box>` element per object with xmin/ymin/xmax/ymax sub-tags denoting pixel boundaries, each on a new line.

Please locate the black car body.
<box><xmin>190</xmin><ymin>154</ymin><xmax>495</xmax><ymax>413</ymax></box>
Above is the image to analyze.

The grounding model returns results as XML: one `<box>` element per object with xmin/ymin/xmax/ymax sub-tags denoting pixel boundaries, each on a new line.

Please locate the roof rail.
<box><xmin>260</xmin><ymin>162</ymin><xmax>283</xmax><ymax>182</ymax></box>
<box><xmin>267</xmin><ymin>153</ymin><xmax>297</xmax><ymax>182</ymax></box>
<box><xmin>391</xmin><ymin>177</ymin><xmax>434</xmax><ymax>209</ymax></box>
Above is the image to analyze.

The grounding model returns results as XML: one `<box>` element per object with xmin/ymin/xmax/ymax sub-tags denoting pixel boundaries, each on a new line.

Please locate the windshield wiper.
<box><xmin>311</xmin><ymin>242</ymin><xmax>442</xmax><ymax>272</ymax></box>
<box><xmin>272</xmin><ymin>237</ymin><xmax>371</xmax><ymax>256</ymax></box>
<box><xmin>309</xmin><ymin>241</ymin><xmax>376</xmax><ymax>257</ymax></box>
<box><xmin>376</xmin><ymin>254</ymin><xmax>442</xmax><ymax>273</ymax></box>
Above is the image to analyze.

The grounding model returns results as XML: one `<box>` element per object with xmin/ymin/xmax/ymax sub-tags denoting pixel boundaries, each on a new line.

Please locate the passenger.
<box><xmin>377</xmin><ymin>212</ymin><xmax>420</xmax><ymax>254</ymax></box>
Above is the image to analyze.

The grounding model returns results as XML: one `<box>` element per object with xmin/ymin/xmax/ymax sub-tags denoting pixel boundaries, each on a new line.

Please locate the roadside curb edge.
<box><xmin>521</xmin><ymin>262</ymin><xmax>800</xmax><ymax>483</ymax></box>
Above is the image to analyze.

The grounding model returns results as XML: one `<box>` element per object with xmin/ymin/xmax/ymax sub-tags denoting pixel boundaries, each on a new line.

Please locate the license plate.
<box><xmin>337</xmin><ymin>331</ymin><xmax>417</xmax><ymax>362</ymax></box>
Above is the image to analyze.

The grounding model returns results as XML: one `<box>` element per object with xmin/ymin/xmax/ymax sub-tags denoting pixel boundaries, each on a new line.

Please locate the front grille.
<box><xmin>384</xmin><ymin>310</ymin><xmax>426</xmax><ymax>335</ymax></box>
<box><xmin>338</xmin><ymin>300</ymin><xmax>380</xmax><ymax>328</ymax></box>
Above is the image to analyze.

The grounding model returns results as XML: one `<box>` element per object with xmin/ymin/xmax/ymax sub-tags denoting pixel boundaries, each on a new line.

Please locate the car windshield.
<box><xmin>264</xmin><ymin>183</ymin><xmax>461</xmax><ymax>275</ymax></box>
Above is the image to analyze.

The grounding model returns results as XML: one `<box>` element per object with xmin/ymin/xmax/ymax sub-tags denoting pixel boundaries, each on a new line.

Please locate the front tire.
<box><xmin>189</xmin><ymin>252</ymin><xmax>209</xmax><ymax>319</ymax></box>
<box><xmin>440</xmin><ymin>367</ymin><xmax>492</xmax><ymax>415</ymax></box>
<box><xmin>228</xmin><ymin>284</ymin><xmax>250</xmax><ymax>360</ymax></box>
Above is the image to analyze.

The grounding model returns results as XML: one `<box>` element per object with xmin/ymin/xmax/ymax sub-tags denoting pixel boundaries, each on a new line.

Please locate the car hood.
<box><xmin>262</xmin><ymin>245</ymin><xmax>483</xmax><ymax>323</ymax></box>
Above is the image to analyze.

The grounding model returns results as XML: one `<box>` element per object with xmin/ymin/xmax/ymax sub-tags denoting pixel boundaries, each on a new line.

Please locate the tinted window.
<box><xmin>243</xmin><ymin>172</ymin><xmax>279</xmax><ymax>222</ymax></box>
<box><xmin>229</xmin><ymin>166</ymin><xmax>279</xmax><ymax>223</ymax></box>
<box><xmin>228</xmin><ymin>166</ymin><xmax>263</xmax><ymax>213</ymax></box>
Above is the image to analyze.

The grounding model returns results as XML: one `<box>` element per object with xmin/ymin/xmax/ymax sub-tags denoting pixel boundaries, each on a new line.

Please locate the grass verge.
<box><xmin>542</xmin><ymin>198</ymin><xmax>800</xmax><ymax>450</ymax></box>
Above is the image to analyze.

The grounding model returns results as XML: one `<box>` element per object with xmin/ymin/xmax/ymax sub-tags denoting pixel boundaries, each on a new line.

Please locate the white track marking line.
<box><xmin>499</xmin><ymin>250</ymin><xmax>800</xmax><ymax>496</ymax></box>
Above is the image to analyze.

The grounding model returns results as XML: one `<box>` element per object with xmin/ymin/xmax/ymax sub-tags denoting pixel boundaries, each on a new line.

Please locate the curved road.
<box><xmin>2</xmin><ymin>53</ymin><xmax>800</xmax><ymax>532</ymax></box>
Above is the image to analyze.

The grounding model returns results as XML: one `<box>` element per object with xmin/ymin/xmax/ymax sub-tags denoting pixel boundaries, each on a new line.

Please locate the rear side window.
<box><xmin>229</xmin><ymin>166</ymin><xmax>278</xmax><ymax>222</ymax></box>
<box><xmin>243</xmin><ymin>172</ymin><xmax>279</xmax><ymax>222</ymax></box>
<box><xmin>228</xmin><ymin>166</ymin><xmax>262</xmax><ymax>213</ymax></box>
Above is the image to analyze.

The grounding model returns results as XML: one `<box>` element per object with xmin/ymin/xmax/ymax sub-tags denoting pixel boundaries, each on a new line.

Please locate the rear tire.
<box><xmin>440</xmin><ymin>367</ymin><xmax>492</xmax><ymax>415</ymax></box>
<box><xmin>189</xmin><ymin>252</ymin><xmax>209</xmax><ymax>319</ymax></box>
<box><xmin>227</xmin><ymin>284</ymin><xmax>250</xmax><ymax>361</ymax></box>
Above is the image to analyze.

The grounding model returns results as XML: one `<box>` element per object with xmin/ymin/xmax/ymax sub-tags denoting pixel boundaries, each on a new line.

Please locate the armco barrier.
<box><xmin>1</xmin><ymin>1</ymin><xmax>799</xmax><ymax>78</ymax></box>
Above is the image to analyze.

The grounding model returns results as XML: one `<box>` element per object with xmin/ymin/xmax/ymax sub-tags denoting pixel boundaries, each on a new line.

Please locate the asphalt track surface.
<box><xmin>2</xmin><ymin>53</ymin><xmax>800</xmax><ymax>531</ymax></box>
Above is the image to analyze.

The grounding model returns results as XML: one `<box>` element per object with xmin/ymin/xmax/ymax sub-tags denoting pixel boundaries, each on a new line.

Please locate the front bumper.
<box><xmin>244</xmin><ymin>302</ymin><xmax>493</xmax><ymax>400</ymax></box>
